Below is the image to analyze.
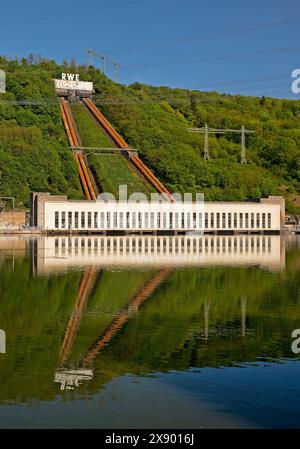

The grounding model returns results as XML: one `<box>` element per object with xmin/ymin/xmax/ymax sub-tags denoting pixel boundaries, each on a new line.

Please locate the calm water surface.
<box><xmin>0</xmin><ymin>234</ymin><xmax>299</xmax><ymax>429</ymax></box>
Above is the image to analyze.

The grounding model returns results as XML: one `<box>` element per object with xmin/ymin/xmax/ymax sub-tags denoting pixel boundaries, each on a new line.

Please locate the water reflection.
<box><xmin>24</xmin><ymin>234</ymin><xmax>286</xmax><ymax>273</ymax></box>
<box><xmin>0</xmin><ymin>235</ymin><xmax>299</xmax><ymax>428</ymax></box>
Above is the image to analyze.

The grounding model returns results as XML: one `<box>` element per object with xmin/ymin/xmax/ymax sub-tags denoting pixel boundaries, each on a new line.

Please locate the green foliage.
<box><xmin>0</xmin><ymin>58</ymin><xmax>82</xmax><ymax>207</ymax></box>
<box><xmin>1</xmin><ymin>56</ymin><xmax>300</xmax><ymax>211</ymax></box>
<box><xmin>71</xmin><ymin>102</ymin><xmax>113</xmax><ymax>148</ymax></box>
<box><xmin>88</xmin><ymin>153</ymin><xmax>154</xmax><ymax>198</ymax></box>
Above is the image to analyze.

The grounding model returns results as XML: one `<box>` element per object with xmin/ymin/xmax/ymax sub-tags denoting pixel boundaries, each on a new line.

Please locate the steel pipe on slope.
<box><xmin>60</xmin><ymin>99</ymin><xmax>95</xmax><ymax>200</ymax></box>
<box><xmin>74</xmin><ymin>152</ymin><xmax>92</xmax><ymax>200</ymax></box>
<box><xmin>132</xmin><ymin>156</ymin><xmax>171</xmax><ymax>197</ymax></box>
<box><xmin>130</xmin><ymin>156</ymin><xmax>166</xmax><ymax>195</ymax></box>
<box><xmin>83</xmin><ymin>98</ymin><xmax>127</xmax><ymax>148</ymax></box>
<box><xmin>61</xmin><ymin>99</ymin><xmax>79</xmax><ymax>147</ymax></box>
<box><xmin>60</xmin><ymin>100</ymin><xmax>75</xmax><ymax>147</ymax></box>
<box><xmin>77</xmin><ymin>153</ymin><xmax>97</xmax><ymax>201</ymax></box>
<box><xmin>82</xmin><ymin>98</ymin><xmax>172</xmax><ymax>199</ymax></box>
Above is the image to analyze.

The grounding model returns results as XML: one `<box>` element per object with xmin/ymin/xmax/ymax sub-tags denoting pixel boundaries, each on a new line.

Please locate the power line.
<box><xmin>188</xmin><ymin>125</ymin><xmax>255</xmax><ymax>164</ymax></box>
<box><xmin>105</xmin><ymin>16</ymin><xmax>300</xmax><ymax>55</ymax></box>
<box><xmin>196</xmin><ymin>74</ymin><xmax>288</xmax><ymax>88</ymax></box>
<box><xmin>122</xmin><ymin>46</ymin><xmax>300</xmax><ymax>70</ymax></box>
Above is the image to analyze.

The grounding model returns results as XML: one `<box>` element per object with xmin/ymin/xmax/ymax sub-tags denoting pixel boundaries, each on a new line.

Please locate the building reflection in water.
<box><xmin>31</xmin><ymin>234</ymin><xmax>285</xmax><ymax>274</ymax></box>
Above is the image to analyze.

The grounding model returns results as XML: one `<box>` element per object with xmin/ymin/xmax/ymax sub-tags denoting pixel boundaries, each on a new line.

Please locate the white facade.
<box><xmin>42</xmin><ymin>199</ymin><xmax>281</xmax><ymax>232</ymax></box>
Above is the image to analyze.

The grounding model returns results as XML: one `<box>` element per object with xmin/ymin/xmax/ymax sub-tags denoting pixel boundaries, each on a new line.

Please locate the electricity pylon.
<box><xmin>87</xmin><ymin>48</ymin><xmax>93</xmax><ymax>66</ymax></box>
<box><xmin>188</xmin><ymin>124</ymin><xmax>255</xmax><ymax>164</ymax></box>
<box><xmin>94</xmin><ymin>52</ymin><xmax>106</xmax><ymax>75</ymax></box>
<box><xmin>112</xmin><ymin>61</ymin><xmax>120</xmax><ymax>83</ymax></box>
<box><xmin>86</xmin><ymin>49</ymin><xmax>107</xmax><ymax>74</ymax></box>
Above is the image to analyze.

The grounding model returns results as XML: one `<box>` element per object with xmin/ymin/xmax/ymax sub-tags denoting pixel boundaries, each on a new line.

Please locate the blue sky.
<box><xmin>0</xmin><ymin>0</ymin><xmax>299</xmax><ymax>98</ymax></box>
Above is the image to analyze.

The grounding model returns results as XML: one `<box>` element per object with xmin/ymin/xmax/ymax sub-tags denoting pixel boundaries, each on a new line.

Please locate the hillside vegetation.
<box><xmin>0</xmin><ymin>56</ymin><xmax>300</xmax><ymax>211</ymax></box>
<box><xmin>71</xmin><ymin>102</ymin><xmax>154</xmax><ymax>197</ymax></box>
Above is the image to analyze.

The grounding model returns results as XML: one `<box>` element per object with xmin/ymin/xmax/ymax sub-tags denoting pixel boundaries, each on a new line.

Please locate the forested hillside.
<box><xmin>0</xmin><ymin>56</ymin><xmax>300</xmax><ymax>211</ymax></box>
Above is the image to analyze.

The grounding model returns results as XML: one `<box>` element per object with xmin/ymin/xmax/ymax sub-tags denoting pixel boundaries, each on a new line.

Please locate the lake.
<box><xmin>0</xmin><ymin>234</ymin><xmax>299</xmax><ymax>428</ymax></box>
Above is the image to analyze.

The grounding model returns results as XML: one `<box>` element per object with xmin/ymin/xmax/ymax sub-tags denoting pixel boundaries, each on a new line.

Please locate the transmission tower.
<box><xmin>188</xmin><ymin>124</ymin><xmax>255</xmax><ymax>164</ymax></box>
<box><xmin>112</xmin><ymin>61</ymin><xmax>119</xmax><ymax>83</ymax></box>
<box><xmin>203</xmin><ymin>123</ymin><xmax>210</xmax><ymax>160</ymax></box>
<box><xmin>87</xmin><ymin>48</ymin><xmax>93</xmax><ymax>66</ymax></box>
<box><xmin>241</xmin><ymin>125</ymin><xmax>247</xmax><ymax>165</ymax></box>
<box><xmin>94</xmin><ymin>52</ymin><xmax>106</xmax><ymax>74</ymax></box>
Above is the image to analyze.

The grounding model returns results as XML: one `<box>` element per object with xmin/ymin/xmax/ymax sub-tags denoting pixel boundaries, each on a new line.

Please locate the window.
<box><xmin>175</xmin><ymin>212</ymin><xmax>179</xmax><ymax>229</ymax></box>
<box><xmin>157</xmin><ymin>212</ymin><xmax>161</xmax><ymax>228</ymax></box>
<box><xmin>88</xmin><ymin>212</ymin><xmax>92</xmax><ymax>229</ymax></box>
<box><xmin>101</xmin><ymin>212</ymin><xmax>105</xmax><ymax>228</ymax></box>
<box><xmin>234</xmin><ymin>213</ymin><xmax>237</xmax><ymax>229</ymax></box>
<box><xmin>74</xmin><ymin>212</ymin><xmax>79</xmax><ymax>229</ymax></box>
<box><xmin>107</xmin><ymin>212</ymin><xmax>111</xmax><ymax>229</ymax></box>
<box><xmin>138</xmin><ymin>212</ymin><xmax>142</xmax><ymax>228</ymax></box>
<box><xmin>61</xmin><ymin>211</ymin><xmax>66</xmax><ymax>229</ymax></box>
<box><xmin>163</xmin><ymin>212</ymin><xmax>167</xmax><ymax>229</ymax></box>
<box><xmin>210</xmin><ymin>213</ymin><xmax>214</xmax><ymax>228</ymax></box>
<box><xmin>193</xmin><ymin>213</ymin><xmax>196</xmax><ymax>229</ymax></box>
<box><xmin>239</xmin><ymin>213</ymin><xmax>243</xmax><ymax>229</ymax></box>
<box><xmin>216</xmin><ymin>213</ymin><xmax>221</xmax><ymax>229</ymax></box>
<box><xmin>199</xmin><ymin>213</ymin><xmax>203</xmax><ymax>229</ymax></box>
<box><xmin>126</xmin><ymin>212</ymin><xmax>130</xmax><ymax>228</ymax></box>
<box><xmin>262</xmin><ymin>213</ymin><xmax>266</xmax><ymax>229</ymax></box>
<box><xmin>228</xmin><ymin>213</ymin><xmax>232</xmax><ymax>229</ymax></box>
<box><xmin>181</xmin><ymin>212</ymin><xmax>185</xmax><ymax>228</ymax></box>
<box><xmin>245</xmin><ymin>213</ymin><xmax>249</xmax><ymax>228</ymax></box>
<box><xmin>222</xmin><ymin>213</ymin><xmax>226</xmax><ymax>229</ymax></box>
<box><xmin>113</xmin><ymin>212</ymin><xmax>117</xmax><ymax>228</ymax></box>
<box><xmin>68</xmin><ymin>211</ymin><xmax>72</xmax><ymax>229</ymax></box>
<box><xmin>187</xmin><ymin>213</ymin><xmax>191</xmax><ymax>229</ymax></box>
<box><xmin>132</xmin><ymin>212</ymin><xmax>136</xmax><ymax>228</ymax></box>
<box><xmin>119</xmin><ymin>212</ymin><xmax>123</xmax><ymax>228</ymax></box>
<box><xmin>55</xmin><ymin>211</ymin><xmax>59</xmax><ymax>229</ymax></box>
<box><xmin>205</xmin><ymin>213</ymin><xmax>208</xmax><ymax>229</ymax></box>
<box><xmin>145</xmin><ymin>212</ymin><xmax>149</xmax><ymax>228</ymax></box>
<box><xmin>151</xmin><ymin>212</ymin><xmax>155</xmax><ymax>228</ymax></box>
<box><xmin>81</xmin><ymin>212</ymin><xmax>85</xmax><ymax>228</ymax></box>
<box><xmin>268</xmin><ymin>213</ymin><xmax>271</xmax><ymax>229</ymax></box>
<box><xmin>94</xmin><ymin>212</ymin><xmax>98</xmax><ymax>228</ymax></box>
<box><xmin>251</xmin><ymin>213</ymin><xmax>255</xmax><ymax>229</ymax></box>
<box><xmin>256</xmin><ymin>213</ymin><xmax>260</xmax><ymax>228</ymax></box>
<box><xmin>170</xmin><ymin>212</ymin><xmax>174</xmax><ymax>229</ymax></box>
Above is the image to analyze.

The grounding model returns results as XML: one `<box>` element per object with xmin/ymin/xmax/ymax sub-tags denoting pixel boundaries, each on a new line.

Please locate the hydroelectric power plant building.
<box><xmin>28</xmin><ymin>74</ymin><xmax>286</xmax><ymax>235</ymax></box>
<box><xmin>30</xmin><ymin>192</ymin><xmax>284</xmax><ymax>234</ymax></box>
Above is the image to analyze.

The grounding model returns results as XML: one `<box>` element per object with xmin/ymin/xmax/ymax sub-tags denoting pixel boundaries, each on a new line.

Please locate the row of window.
<box><xmin>54</xmin><ymin>211</ymin><xmax>272</xmax><ymax>230</ymax></box>
<box><xmin>54</xmin><ymin>236</ymin><xmax>273</xmax><ymax>252</ymax></box>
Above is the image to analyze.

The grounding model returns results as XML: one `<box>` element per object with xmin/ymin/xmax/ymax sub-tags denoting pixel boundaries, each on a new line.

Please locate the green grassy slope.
<box><xmin>71</xmin><ymin>102</ymin><xmax>113</xmax><ymax>148</ymax></box>
<box><xmin>88</xmin><ymin>153</ymin><xmax>154</xmax><ymax>197</ymax></box>
<box><xmin>1</xmin><ymin>56</ymin><xmax>300</xmax><ymax>211</ymax></box>
<box><xmin>71</xmin><ymin>101</ymin><xmax>154</xmax><ymax>197</ymax></box>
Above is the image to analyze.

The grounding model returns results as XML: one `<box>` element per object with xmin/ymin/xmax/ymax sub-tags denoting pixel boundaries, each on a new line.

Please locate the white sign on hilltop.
<box><xmin>54</xmin><ymin>73</ymin><xmax>93</xmax><ymax>92</ymax></box>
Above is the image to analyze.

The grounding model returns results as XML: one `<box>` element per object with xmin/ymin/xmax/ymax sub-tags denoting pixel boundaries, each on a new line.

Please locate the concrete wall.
<box><xmin>30</xmin><ymin>192</ymin><xmax>68</xmax><ymax>227</ymax></box>
<box><xmin>0</xmin><ymin>211</ymin><xmax>26</xmax><ymax>228</ymax></box>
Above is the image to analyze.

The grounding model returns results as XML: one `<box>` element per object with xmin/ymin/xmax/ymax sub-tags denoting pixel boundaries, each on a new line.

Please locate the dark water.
<box><xmin>0</xmin><ymin>234</ymin><xmax>299</xmax><ymax>429</ymax></box>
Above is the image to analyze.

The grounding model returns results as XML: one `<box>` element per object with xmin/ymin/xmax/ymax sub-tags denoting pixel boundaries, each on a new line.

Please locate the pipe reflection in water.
<box><xmin>54</xmin><ymin>262</ymin><xmax>172</xmax><ymax>390</ymax></box>
<box><xmin>54</xmin><ymin>267</ymin><xmax>100</xmax><ymax>390</ymax></box>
